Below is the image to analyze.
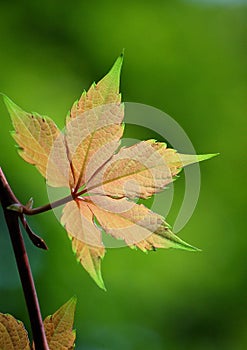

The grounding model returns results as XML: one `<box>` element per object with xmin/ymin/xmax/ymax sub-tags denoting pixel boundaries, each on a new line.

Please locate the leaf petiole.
<box><xmin>22</xmin><ymin>194</ymin><xmax>74</xmax><ymax>216</ymax></box>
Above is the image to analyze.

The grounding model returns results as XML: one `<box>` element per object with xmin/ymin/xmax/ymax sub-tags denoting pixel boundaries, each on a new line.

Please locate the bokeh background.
<box><xmin>0</xmin><ymin>0</ymin><xmax>246</xmax><ymax>349</ymax></box>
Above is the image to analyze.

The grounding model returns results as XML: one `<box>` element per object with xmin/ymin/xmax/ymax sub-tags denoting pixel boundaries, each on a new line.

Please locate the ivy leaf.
<box><xmin>5</xmin><ymin>54</ymin><xmax>217</xmax><ymax>289</ymax></box>
<box><xmin>43</xmin><ymin>297</ymin><xmax>76</xmax><ymax>350</ymax></box>
<box><xmin>0</xmin><ymin>313</ymin><xmax>30</xmax><ymax>350</ymax></box>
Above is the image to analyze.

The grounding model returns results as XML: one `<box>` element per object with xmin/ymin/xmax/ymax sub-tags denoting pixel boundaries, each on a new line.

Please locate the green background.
<box><xmin>0</xmin><ymin>0</ymin><xmax>246</xmax><ymax>349</ymax></box>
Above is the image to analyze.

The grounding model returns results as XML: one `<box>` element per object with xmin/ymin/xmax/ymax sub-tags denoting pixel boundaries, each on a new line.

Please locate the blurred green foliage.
<box><xmin>0</xmin><ymin>0</ymin><xmax>246</xmax><ymax>349</ymax></box>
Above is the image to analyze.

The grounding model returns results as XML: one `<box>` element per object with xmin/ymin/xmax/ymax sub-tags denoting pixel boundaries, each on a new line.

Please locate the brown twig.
<box><xmin>0</xmin><ymin>167</ymin><xmax>49</xmax><ymax>350</ymax></box>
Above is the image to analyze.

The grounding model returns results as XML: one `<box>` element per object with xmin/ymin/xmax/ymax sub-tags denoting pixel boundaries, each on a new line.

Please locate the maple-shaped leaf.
<box><xmin>5</xmin><ymin>54</ymin><xmax>217</xmax><ymax>289</ymax></box>
<box><xmin>42</xmin><ymin>297</ymin><xmax>76</xmax><ymax>350</ymax></box>
<box><xmin>0</xmin><ymin>313</ymin><xmax>30</xmax><ymax>350</ymax></box>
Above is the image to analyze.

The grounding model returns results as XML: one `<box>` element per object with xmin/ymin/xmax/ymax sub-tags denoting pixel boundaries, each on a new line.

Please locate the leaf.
<box><xmin>86</xmin><ymin>140</ymin><xmax>217</xmax><ymax>199</ymax></box>
<box><xmin>3</xmin><ymin>95</ymin><xmax>60</xmax><ymax>179</ymax></box>
<box><xmin>63</xmin><ymin>102</ymin><xmax>124</xmax><ymax>191</ymax></box>
<box><xmin>4</xmin><ymin>54</ymin><xmax>217</xmax><ymax>289</ymax></box>
<box><xmin>61</xmin><ymin>200</ymin><xmax>105</xmax><ymax>290</ymax></box>
<box><xmin>84</xmin><ymin>196</ymin><xmax>199</xmax><ymax>252</ymax></box>
<box><xmin>43</xmin><ymin>297</ymin><xmax>76</xmax><ymax>350</ymax></box>
<box><xmin>45</xmin><ymin>55</ymin><xmax>124</xmax><ymax>189</ymax></box>
<box><xmin>69</xmin><ymin>54</ymin><xmax>123</xmax><ymax>119</ymax></box>
<box><xmin>53</xmin><ymin>55</ymin><xmax>124</xmax><ymax>190</ymax></box>
<box><xmin>0</xmin><ymin>313</ymin><xmax>30</xmax><ymax>350</ymax></box>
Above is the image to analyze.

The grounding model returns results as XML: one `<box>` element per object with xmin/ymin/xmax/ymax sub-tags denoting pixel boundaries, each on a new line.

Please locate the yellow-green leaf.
<box><xmin>69</xmin><ymin>54</ymin><xmax>123</xmax><ymax>119</ymax></box>
<box><xmin>43</xmin><ymin>297</ymin><xmax>76</xmax><ymax>350</ymax></box>
<box><xmin>4</xmin><ymin>55</ymin><xmax>217</xmax><ymax>289</ymax></box>
<box><xmin>0</xmin><ymin>313</ymin><xmax>30</xmax><ymax>350</ymax></box>
<box><xmin>65</xmin><ymin>55</ymin><xmax>124</xmax><ymax>191</ymax></box>
<box><xmin>3</xmin><ymin>96</ymin><xmax>60</xmax><ymax>179</ymax></box>
<box><xmin>63</xmin><ymin>104</ymin><xmax>124</xmax><ymax>191</ymax></box>
<box><xmin>86</xmin><ymin>140</ymin><xmax>216</xmax><ymax>199</ymax></box>
<box><xmin>85</xmin><ymin>196</ymin><xmax>199</xmax><ymax>252</ymax></box>
<box><xmin>61</xmin><ymin>200</ymin><xmax>106</xmax><ymax>290</ymax></box>
<box><xmin>46</xmin><ymin>55</ymin><xmax>125</xmax><ymax>190</ymax></box>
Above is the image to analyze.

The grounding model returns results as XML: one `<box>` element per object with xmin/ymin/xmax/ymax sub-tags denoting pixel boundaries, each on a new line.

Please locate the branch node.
<box><xmin>7</xmin><ymin>203</ymin><xmax>23</xmax><ymax>213</ymax></box>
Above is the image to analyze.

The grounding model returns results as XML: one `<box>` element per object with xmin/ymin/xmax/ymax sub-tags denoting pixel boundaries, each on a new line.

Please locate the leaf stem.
<box><xmin>22</xmin><ymin>194</ymin><xmax>74</xmax><ymax>216</ymax></box>
<box><xmin>0</xmin><ymin>168</ymin><xmax>49</xmax><ymax>350</ymax></box>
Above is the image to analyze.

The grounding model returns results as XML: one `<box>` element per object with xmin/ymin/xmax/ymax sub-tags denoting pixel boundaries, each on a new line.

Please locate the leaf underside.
<box><xmin>4</xmin><ymin>54</ymin><xmax>217</xmax><ymax>289</ymax></box>
<box><xmin>43</xmin><ymin>297</ymin><xmax>76</xmax><ymax>350</ymax></box>
<box><xmin>0</xmin><ymin>298</ymin><xmax>76</xmax><ymax>350</ymax></box>
<box><xmin>0</xmin><ymin>313</ymin><xmax>30</xmax><ymax>350</ymax></box>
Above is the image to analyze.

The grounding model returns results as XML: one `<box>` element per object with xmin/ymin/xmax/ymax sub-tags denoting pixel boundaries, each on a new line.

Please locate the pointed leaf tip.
<box><xmin>179</xmin><ymin>242</ymin><xmax>201</xmax><ymax>252</ymax></box>
<box><xmin>107</xmin><ymin>54</ymin><xmax>123</xmax><ymax>81</ymax></box>
<box><xmin>98</xmin><ymin>280</ymin><xmax>107</xmax><ymax>292</ymax></box>
<box><xmin>120</xmin><ymin>48</ymin><xmax>125</xmax><ymax>58</ymax></box>
<box><xmin>2</xmin><ymin>93</ymin><xmax>11</xmax><ymax>106</ymax></box>
<box><xmin>196</xmin><ymin>153</ymin><xmax>219</xmax><ymax>162</ymax></box>
<box><xmin>91</xmin><ymin>268</ymin><xmax>106</xmax><ymax>291</ymax></box>
<box><xmin>165</xmin><ymin>230</ymin><xmax>201</xmax><ymax>252</ymax></box>
<box><xmin>2</xmin><ymin>95</ymin><xmax>24</xmax><ymax>116</ymax></box>
<box><xmin>66</xmin><ymin>295</ymin><xmax>77</xmax><ymax>307</ymax></box>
